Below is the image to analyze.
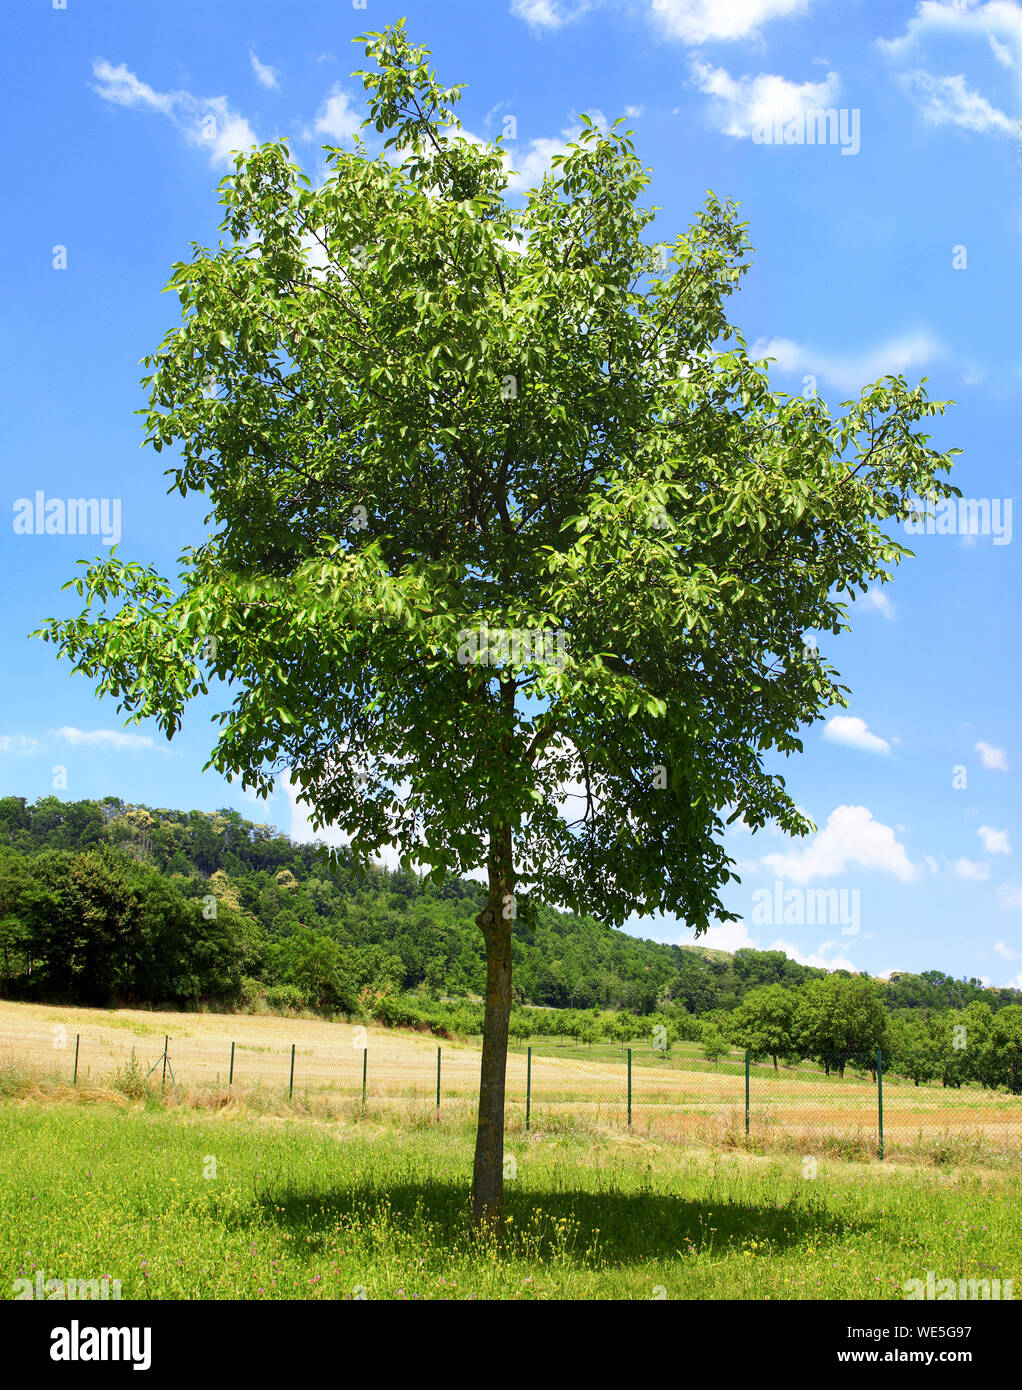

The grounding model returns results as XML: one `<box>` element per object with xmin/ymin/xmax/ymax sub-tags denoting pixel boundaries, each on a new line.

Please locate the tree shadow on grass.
<box><xmin>236</xmin><ymin>1178</ymin><xmax>869</xmax><ymax>1267</ymax></box>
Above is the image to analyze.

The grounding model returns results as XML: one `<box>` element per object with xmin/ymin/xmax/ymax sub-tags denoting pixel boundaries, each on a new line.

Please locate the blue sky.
<box><xmin>3</xmin><ymin>0</ymin><xmax>1021</xmax><ymax>986</ymax></box>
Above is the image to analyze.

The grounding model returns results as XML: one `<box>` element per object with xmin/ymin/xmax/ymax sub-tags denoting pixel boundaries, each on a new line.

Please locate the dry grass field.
<box><xmin>1</xmin><ymin>998</ymin><xmax>1019</xmax><ymax>1160</ymax></box>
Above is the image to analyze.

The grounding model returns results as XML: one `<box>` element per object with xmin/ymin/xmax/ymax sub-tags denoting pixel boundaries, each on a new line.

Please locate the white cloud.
<box><xmin>653</xmin><ymin>0</ymin><xmax>813</xmax><ymax>43</ymax></box>
<box><xmin>502</xmin><ymin>112</ymin><xmax>608</xmax><ymax>191</ymax></box>
<box><xmin>924</xmin><ymin>854</ymin><xmax>940</xmax><ymax>874</ymax></box>
<box><xmin>689</xmin><ymin>60</ymin><xmax>839</xmax><ymax>139</ymax></box>
<box><xmin>511</xmin><ymin>0</ymin><xmax>815</xmax><ymax>42</ymax></box>
<box><xmin>898</xmin><ymin>69</ymin><xmax>1018</xmax><ymax>137</ymax></box>
<box><xmin>510</xmin><ymin>0</ymin><xmax>593</xmax><ymax>26</ymax></box>
<box><xmin>976</xmin><ymin>740</ymin><xmax>1009</xmax><ymax>771</ymax></box>
<box><xmin>878</xmin><ymin>4</ymin><xmax>1022</xmax><ymax>136</ymax></box>
<box><xmin>0</xmin><ymin>734</ymin><xmax>41</xmax><ymax>755</ymax></box>
<box><xmin>239</xmin><ymin>784</ymin><xmax>271</xmax><ymax>805</ymax></box>
<box><xmin>249</xmin><ymin>51</ymin><xmax>279</xmax><ymax>90</ymax></box>
<box><xmin>198</xmin><ymin>99</ymin><xmax>260</xmax><ymax>167</ymax></box>
<box><xmin>92</xmin><ymin>59</ymin><xmax>258</xmax><ymax>168</ymax></box>
<box><xmin>282</xmin><ymin>772</ymin><xmax>404</xmax><ymax>871</ymax></box>
<box><xmin>697</xmin><ymin>919</ymin><xmax>758</xmax><ymax>953</ymax></box>
<box><xmin>546</xmin><ymin>735</ymin><xmax>609</xmax><ymax>822</ymax></box>
<box><xmin>750</xmin><ymin>330</ymin><xmax>944</xmax><ymax>393</ymax></box>
<box><xmin>52</xmin><ymin>726</ymin><xmax>156</xmax><ymax>751</ymax></box>
<box><xmin>767</xmin><ymin>937</ymin><xmax>859</xmax><ymax>972</ymax></box>
<box><xmin>226</xmin><ymin>772</ymin><xmax>280</xmax><ymax>809</ymax></box>
<box><xmin>858</xmin><ymin>586</ymin><xmax>896</xmax><ymax>619</ymax></box>
<box><xmin>91</xmin><ymin>60</ymin><xmax>175</xmax><ymax>114</ymax></box>
<box><xmin>312</xmin><ymin>84</ymin><xmax>362</xmax><ymax>143</ymax></box>
<box><xmin>299</xmin><ymin>229</ymin><xmax>332</xmax><ymax>279</ymax></box>
<box><xmin>506</xmin><ymin>133</ymin><xmax>577</xmax><ymax>189</ymax></box>
<box><xmin>687</xmin><ymin>918</ymin><xmax>860</xmax><ymax>973</ymax></box>
<box><xmin>954</xmin><ymin>857</ymin><xmax>991</xmax><ymax>880</ymax></box>
<box><xmin>994</xmin><ymin>940</ymin><xmax>1021</xmax><ymax>959</ymax></box>
<box><xmin>761</xmin><ymin>805</ymin><xmax>917</xmax><ymax>883</ymax></box>
<box><xmin>990</xmin><ymin>33</ymin><xmax>1015</xmax><ymax>66</ymax></box>
<box><xmin>370</xmin><ymin>104</ymin><xmax>611</xmax><ymax>201</ymax></box>
<box><xmin>979</xmin><ymin>825</ymin><xmax>1012</xmax><ymax>854</ymax></box>
<box><xmin>823</xmin><ymin>715</ymin><xmax>891</xmax><ymax>756</ymax></box>
<box><xmin>999</xmin><ymin>883</ymin><xmax>1022</xmax><ymax>909</ymax></box>
<box><xmin>879</xmin><ymin>1</ymin><xmax>1022</xmax><ymax>63</ymax></box>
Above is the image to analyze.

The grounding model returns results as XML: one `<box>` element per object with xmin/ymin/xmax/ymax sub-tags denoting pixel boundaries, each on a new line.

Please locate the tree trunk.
<box><xmin>472</xmin><ymin>818</ymin><xmax>514</xmax><ymax>1232</ymax></box>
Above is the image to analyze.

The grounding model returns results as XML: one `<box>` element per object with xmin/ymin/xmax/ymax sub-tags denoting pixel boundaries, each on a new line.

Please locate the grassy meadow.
<box><xmin>0</xmin><ymin>1089</ymin><xmax>1017</xmax><ymax>1295</ymax></box>
<box><xmin>1</xmin><ymin>998</ymin><xmax>1020</xmax><ymax>1300</ymax></box>
<box><xmin>0</xmin><ymin>1073</ymin><xmax>1020</xmax><ymax>1300</ymax></box>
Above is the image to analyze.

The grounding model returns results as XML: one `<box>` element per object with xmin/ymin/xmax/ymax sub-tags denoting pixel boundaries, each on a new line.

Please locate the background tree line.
<box><xmin>714</xmin><ymin>979</ymin><xmax>1022</xmax><ymax>1093</ymax></box>
<box><xmin>1</xmin><ymin>795</ymin><xmax>1019</xmax><ymax>1090</ymax></box>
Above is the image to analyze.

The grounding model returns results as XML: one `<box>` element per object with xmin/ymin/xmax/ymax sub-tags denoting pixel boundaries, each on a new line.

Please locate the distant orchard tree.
<box><xmin>700</xmin><ymin>1027</ymin><xmax>730</xmax><ymax>1070</ymax></box>
<box><xmin>725</xmin><ymin>983</ymin><xmax>798</xmax><ymax>1070</ymax></box>
<box><xmin>794</xmin><ymin>975</ymin><xmax>890</xmax><ymax>1078</ymax></box>
<box><xmin>887</xmin><ymin>1014</ymin><xmax>938</xmax><ymax>1087</ymax></box>
<box><xmin>982</xmin><ymin>1005</ymin><xmax>1022</xmax><ymax>1095</ymax></box>
<box><xmin>933</xmin><ymin>1009</ymin><xmax>973</xmax><ymax>1089</ymax></box>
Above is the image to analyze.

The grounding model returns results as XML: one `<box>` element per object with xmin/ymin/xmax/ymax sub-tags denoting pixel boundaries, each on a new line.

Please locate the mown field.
<box><xmin>1</xmin><ymin>998</ymin><xmax>1020</xmax><ymax>1156</ymax></box>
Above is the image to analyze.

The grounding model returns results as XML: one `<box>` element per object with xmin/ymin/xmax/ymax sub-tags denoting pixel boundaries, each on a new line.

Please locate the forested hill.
<box><xmin>0</xmin><ymin>794</ymin><xmax>1015</xmax><ymax>1018</ymax></box>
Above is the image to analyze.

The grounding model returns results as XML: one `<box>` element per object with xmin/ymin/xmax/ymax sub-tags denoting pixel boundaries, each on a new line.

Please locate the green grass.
<box><xmin>1</xmin><ymin>1097</ymin><xmax>1018</xmax><ymax>1300</ymax></box>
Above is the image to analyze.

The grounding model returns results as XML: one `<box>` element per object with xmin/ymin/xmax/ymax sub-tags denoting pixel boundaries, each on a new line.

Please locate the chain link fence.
<box><xmin>2</xmin><ymin>1012</ymin><xmax>1020</xmax><ymax>1161</ymax></box>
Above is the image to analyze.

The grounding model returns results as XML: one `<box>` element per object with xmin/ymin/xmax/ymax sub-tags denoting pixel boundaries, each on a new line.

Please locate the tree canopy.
<box><xmin>34</xmin><ymin>23</ymin><xmax>960</xmax><ymax>1223</ymax></box>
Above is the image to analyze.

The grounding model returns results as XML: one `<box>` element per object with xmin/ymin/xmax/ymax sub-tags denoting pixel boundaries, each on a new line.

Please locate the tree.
<box><xmin>962</xmin><ymin>1000</ymin><xmax>997</xmax><ymax>1088</ymax></box>
<box><xmin>982</xmin><ymin>1004</ymin><xmax>1022</xmax><ymax>1095</ymax></box>
<box><xmin>30</xmin><ymin>846</ymin><xmax>245</xmax><ymax>1004</ymax></box>
<box><xmin>725</xmin><ymin>983</ymin><xmax>797</xmax><ymax>1069</ymax></box>
<box><xmin>888</xmin><ymin>1014</ymin><xmax>938</xmax><ymax>1086</ymax></box>
<box><xmin>278</xmin><ymin>926</ymin><xmax>343</xmax><ymax>1012</ymax></box>
<box><xmin>0</xmin><ymin>849</ymin><xmax>58</xmax><ymax>985</ymax></box>
<box><xmin>794</xmin><ymin>975</ymin><xmax>890</xmax><ymax>1077</ymax></box>
<box><xmin>33</xmin><ymin>24</ymin><xmax>959</xmax><ymax>1226</ymax></box>
<box><xmin>700</xmin><ymin>1027</ymin><xmax>730</xmax><ymax>1069</ymax></box>
<box><xmin>933</xmin><ymin>1008</ymin><xmax>973</xmax><ymax>1089</ymax></box>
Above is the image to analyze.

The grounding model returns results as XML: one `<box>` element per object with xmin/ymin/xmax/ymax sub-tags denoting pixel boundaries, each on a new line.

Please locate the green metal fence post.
<box><xmin>745</xmin><ymin>1050</ymin><xmax>750</xmax><ymax>1136</ymax></box>
<box><xmin>229</xmin><ymin>1041</ymin><xmax>235</xmax><ymax>1086</ymax></box>
<box><xmin>362</xmin><ymin>1047</ymin><xmax>367</xmax><ymax>1107</ymax></box>
<box><xmin>161</xmin><ymin>1036</ymin><xmax>168</xmax><ymax>1088</ymax></box>
<box><xmin>526</xmin><ymin>1046</ymin><xmax>532</xmax><ymax>1132</ymax></box>
<box><xmin>73</xmin><ymin>1033</ymin><xmax>80</xmax><ymax>1087</ymax></box>
<box><xmin>627</xmin><ymin>1047</ymin><xmax>632</xmax><ymax>1131</ymax></box>
<box><xmin>289</xmin><ymin>1043</ymin><xmax>296</xmax><ymax>1100</ymax></box>
<box><xmin>436</xmin><ymin>1046</ymin><xmax>441</xmax><ymax>1116</ymax></box>
<box><xmin>877</xmin><ymin>1048</ymin><xmax>884</xmax><ymax>1161</ymax></box>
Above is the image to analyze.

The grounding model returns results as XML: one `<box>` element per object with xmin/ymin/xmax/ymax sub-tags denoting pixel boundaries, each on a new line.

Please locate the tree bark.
<box><xmin>472</xmin><ymin>817</ymin><xmax>514</xmax><ymax>1232</ymax></box>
